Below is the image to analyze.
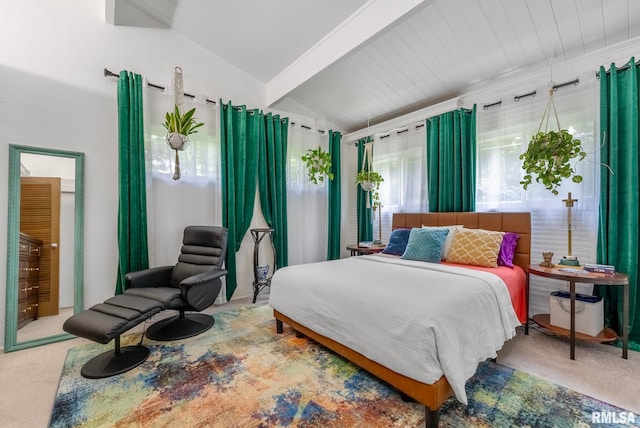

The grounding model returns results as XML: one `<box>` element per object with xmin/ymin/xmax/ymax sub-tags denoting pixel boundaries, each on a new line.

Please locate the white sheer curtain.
<box><xmin>476</xmin><ymin>75</ymin><xmax>599</xmax><ymax>315</ymax></box>
<box><xmin>143</xmin><ymin>84</ymin><xmax>225</xmax><ymax>303</ymax></box>
<box><xmin>372</xmin><ymin>121</ymin><xmax>428</xmax><ymax>243</ymax></box>
<box><xmin>287</xmin><ymin>124</ymin><xmax>328</xmax><ymax>265</ymax></box>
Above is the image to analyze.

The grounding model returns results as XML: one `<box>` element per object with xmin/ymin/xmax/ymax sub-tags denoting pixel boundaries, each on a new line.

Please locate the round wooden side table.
<box><xmin>346</xmin><ymin>244</ymin><xmax>386</xmax><ymax>256</ymax></box>
<box><xmin>526</xmin><ymin>264</ymin><xmax>629</xmax><ymax>360</ymax></box>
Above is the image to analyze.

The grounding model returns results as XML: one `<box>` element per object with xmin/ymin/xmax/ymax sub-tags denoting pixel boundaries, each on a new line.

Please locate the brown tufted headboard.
<box><xmin>392</xmin><ymin>212</ymin><xmax>531</xmax><ymax>271</ymax></box>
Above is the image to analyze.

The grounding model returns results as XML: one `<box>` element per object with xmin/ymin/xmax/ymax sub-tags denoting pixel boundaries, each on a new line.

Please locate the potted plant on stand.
<box><xmin>163</xmin><ymin>105</ymin><xmax>204</xmax><ymax>180</ymax></box>
<box><xmin>301</xmin><ymin>146</ymin><xmax>333</xmax><ymax>184</ymax></box>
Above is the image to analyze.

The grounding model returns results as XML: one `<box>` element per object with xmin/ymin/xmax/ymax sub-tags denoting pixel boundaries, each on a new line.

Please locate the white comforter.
<box><xmin>268</xmin><ymin>254</ymin><xmax>521</xmax><ymax>404</ymax></box>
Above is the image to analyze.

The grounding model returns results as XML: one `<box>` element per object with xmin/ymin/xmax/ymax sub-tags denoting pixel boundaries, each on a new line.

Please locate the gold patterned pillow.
<box><xmin>446</xmin><ymin>228</ymin><xmax>505</xmax><ymax>268</ymax></box>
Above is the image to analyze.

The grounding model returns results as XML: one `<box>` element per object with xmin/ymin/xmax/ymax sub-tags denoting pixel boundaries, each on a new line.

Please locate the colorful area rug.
<box><xmin>50</xmin><ymin>304</ymin><xmax>635</xmax><ymax>427</ymax></box>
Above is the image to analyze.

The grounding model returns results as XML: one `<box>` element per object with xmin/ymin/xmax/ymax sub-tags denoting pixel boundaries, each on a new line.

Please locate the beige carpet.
<box><xmin>1</xmin><ymin>294</ymin><xmax>638</xmax><ymax>428</ymax></box>
<box><xmin>499</xmin><ymin>323</ymin><xmax>640</xmax><ymax>414</ymax></box>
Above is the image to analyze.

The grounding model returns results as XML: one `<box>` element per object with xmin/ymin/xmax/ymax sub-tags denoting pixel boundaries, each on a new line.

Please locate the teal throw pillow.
<box><xmin>401</xmin><ymin>228</ymin><xmax>449</xmax><ymax>263</ymax></box>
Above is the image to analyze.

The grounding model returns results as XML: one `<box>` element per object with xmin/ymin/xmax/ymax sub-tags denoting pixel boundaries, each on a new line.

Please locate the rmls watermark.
<box><xmin>591</xmin><ymin>411</ymin><xmax>636</xmax><ymax>424</ymax></box>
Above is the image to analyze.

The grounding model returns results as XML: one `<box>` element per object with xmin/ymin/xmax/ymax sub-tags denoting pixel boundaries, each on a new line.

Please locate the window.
<box><xmin>287</xmin><ymin>124</ymin><xmax>329</xmax><ymax>265</ymax></box>
<box><xmin>145</xmin><ymin>92</ymin><xmax>219</xmax><ymax>185</ymax></box>
<box><xmin>143</xmin><ymin>88</ymin><xmax>223</xmax><ymax>303</ymax></box>
<box><xmin>477</xmin><ymin>78</ymin><xmax>600</xmax><ymax>315</ymax></box>
<box><xmin>372</xmin><ymin>122</ymin><xmax>428</xmax><ymax>242</ymax></box>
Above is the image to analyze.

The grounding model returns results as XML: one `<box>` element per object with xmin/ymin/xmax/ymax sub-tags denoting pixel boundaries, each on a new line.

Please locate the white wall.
<box><xmin>0</xmin><ymin>0</ymin><xmax>267</xmax><ymax>347</ymax></box>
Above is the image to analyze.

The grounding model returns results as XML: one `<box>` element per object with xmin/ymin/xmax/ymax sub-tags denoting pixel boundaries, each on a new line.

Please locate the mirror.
<box><xmin>4</xmin><ymin>145</ymin><xmax>84</xmax><ymax>351</ymax></box>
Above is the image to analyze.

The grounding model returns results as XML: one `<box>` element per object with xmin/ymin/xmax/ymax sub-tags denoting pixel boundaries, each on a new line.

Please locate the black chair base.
<box><xmin>81</xmin><ymin>345</ymin><xmax>150</xmax><ymax>379</ymax></box>
<box><xmin>146</xmin><ymin>313</ymin><xmax>215</xmax><ymax>341</ymax></box>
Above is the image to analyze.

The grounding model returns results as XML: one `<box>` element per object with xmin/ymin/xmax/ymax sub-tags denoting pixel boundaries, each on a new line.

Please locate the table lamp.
<box><xmin>373</xmin><ymin>202</ymin><xmax>382</xmax><ymax>245</ymax></box>
<box><xmin>559</xmin><ymin>192</ymin><xmax>580</xmax><ymax>266</ymax></box>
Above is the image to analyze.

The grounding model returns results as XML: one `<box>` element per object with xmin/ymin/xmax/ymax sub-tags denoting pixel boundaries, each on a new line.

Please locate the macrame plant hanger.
<box><xmin>538</xmin><ymin>80</ymin><xmax>562</xmax><ymax>137</ymax></box>
<box><xmin>360</xmin><ymin>139</ymin><xmax>374</xmax><ymax>208</ymax></box>
<box><xmin>540</xmin><ymin>74</ymin><xmax>580</xmax><ymax>266</ymax></box>
<box><xmin>168</xmin><ymin>66</ymin><xmax>187</xmax><ymax>180</ymax></box>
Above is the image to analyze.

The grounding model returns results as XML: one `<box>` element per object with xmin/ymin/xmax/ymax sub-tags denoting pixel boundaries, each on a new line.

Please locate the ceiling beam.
<box><xmin>266</xmin><ymin>0</ymin><xmax>433</xmax><ymax>106</ymax></box>
<box><xmin>105</xmin><ymin>0</ymin><xmax>116</xmax><ymax>24</ymax></box>
<box><xmin>106</xmin><ymin>0</ymin><xmax>174</xmax><ymax>28</ymax></box>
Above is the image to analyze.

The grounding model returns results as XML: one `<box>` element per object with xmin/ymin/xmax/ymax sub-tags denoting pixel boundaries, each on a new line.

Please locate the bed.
<box><xmin>269</xmin><ymin>212</ymin><xmax>531</xmax><ymax>427</ymax></box>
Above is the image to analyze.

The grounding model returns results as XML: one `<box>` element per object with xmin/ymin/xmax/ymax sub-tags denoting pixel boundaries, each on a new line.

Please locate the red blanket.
<box><xmin>443</xmin><ymin>263</ymin><xmax>527</xmax><ymax>323</ymax></box>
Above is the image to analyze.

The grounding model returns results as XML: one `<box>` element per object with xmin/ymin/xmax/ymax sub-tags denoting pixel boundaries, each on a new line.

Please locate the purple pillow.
<box><xmin>382</xmin><ymin>228</ymin><xmax>411</xmax><ymax>256</ymax></box>
<box><xmin>498</xmin><ymin>232</ymin><xmax>520</xmax><ymax>268</ymax></box>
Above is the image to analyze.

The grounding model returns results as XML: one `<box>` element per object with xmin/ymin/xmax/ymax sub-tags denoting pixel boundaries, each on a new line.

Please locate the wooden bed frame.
<box><xmin>273</xmin><ymin>212</ymin><xmax>531</xmax><ymax>427</ymax></box>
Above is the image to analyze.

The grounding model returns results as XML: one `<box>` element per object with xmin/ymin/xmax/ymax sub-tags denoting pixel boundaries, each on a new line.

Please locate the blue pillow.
<box><xmin>382</xmin><ymin>228</ymin><xmax>411</xmax><ymax>256</ymax></box>
<box><xmin>401</xmin><ymin>228</ymin><xmax>449</xmax><ymax>263</ymax></box>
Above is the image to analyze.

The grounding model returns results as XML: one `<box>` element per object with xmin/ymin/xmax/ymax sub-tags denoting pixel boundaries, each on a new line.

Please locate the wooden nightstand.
<box><xmin>526</xmin><ymin>264</ymin><xmax>629</xmax><ymax>360</ymax></box>
<box><xmin>346</xmin><ymin>244</ymin><xmax>386</xmax><ymax>256</ymax></box>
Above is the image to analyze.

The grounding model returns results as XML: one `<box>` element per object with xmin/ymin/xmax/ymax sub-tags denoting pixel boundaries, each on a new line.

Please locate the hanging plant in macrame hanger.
<box><xmin>519</xmin><ymin>82</ymin><xmax>586</xmax><ymax>195</ymax></box>
<box><xmin>355</xmin><ymin>139</ymin><xmax>383</xmax><ymax>207</ymax></box>
<box><xmin>162</xmin><ymin>66</ymin><xmax>204</xmax><ymax>180</ymax></box>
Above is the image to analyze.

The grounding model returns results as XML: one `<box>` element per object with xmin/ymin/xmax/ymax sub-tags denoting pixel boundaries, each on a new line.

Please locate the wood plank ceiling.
<box><xmin>112</xmin><ymin>0</ymin><xmax>640</xmax><ymax>133</ymax></box>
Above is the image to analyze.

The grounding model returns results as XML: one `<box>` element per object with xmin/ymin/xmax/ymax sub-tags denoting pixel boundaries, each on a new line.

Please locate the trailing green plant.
<box><xmin>301</xmin><ymin>146</ymin><xmax>333</xmax><ymax>185</ymax></box>
<box><xmin>356</xmin><ymin>170</ymin><xmax>384</xmax><ymax>205</ymax></box>
<box><xmin>519</xmin><ymin>129</ymin><xmax>586</xmax><ymax>195</ymax></box>
<box><xmin>163</xmin><ymin>105</ymin><xmax>205</xmax><ymax>136</ymax></box>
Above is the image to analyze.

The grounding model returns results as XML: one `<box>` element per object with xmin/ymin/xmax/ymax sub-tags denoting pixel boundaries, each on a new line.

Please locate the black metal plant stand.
<box><xmin>250</xmin><ymin>228</ymin><xmax>276</xmax><ymax>303</ymax></box>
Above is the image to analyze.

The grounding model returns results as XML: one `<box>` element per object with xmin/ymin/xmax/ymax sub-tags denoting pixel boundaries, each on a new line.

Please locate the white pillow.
<box><xmin>421</xmin><ymin>225</ymin><xmax>463</xmax><ymax>259</ymax></box>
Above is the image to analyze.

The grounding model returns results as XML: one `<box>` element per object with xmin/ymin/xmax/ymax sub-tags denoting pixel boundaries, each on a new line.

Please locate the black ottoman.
<box><xmin>63</xmin><ymin>294</ymin><xmax>164</xmax><ymax>379</ymax></box>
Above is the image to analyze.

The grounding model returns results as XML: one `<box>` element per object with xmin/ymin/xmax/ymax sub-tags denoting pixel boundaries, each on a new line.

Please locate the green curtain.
<box><xmin>596</xmin><ymin>58</ymin><xmax>640</xmax><ymax>346</ymax></box>
<box><xmin>116</xmin><ymin>70</ymin><xmax>149</xmax><ymax>294</ymax></box>
<box><xmin>327</xmin><ymin>130</ymin><xmax>342</xmax><ymax>260</ymax></box>
<box><xmin>220</xmin><ymin>101</ymin><xmax>261</xmax><ymax>300</ymax></box>
<box><xmin>426</xmin><ymin>106</ymin><xmax>477</xmax><ymax>212</ymax></box>
<box><xmin>356</xmin><ymin>138</ymin><xmax>373</xmax><ymax>242</ymax></box>
<box><xmin>258</xmin><ymin>113</ymin><xmax>288</xmax><ymax>269</ymax></box>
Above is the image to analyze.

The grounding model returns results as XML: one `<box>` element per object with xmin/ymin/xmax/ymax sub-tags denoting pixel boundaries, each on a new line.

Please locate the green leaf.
<box><xmin>182</xmin><ymin>108</ymin><xmax>196</xmax><ymax>122</ymax></box>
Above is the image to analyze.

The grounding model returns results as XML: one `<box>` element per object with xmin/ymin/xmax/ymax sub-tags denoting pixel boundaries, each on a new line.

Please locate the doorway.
<box><xmin>20</xmin><ymin>176</ymin><xmax>61</xmax><ymax>317</ymax></box>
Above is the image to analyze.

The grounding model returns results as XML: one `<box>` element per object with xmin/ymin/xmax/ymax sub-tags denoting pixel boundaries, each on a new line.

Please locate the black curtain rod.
<box><xmin>552</xmin><ymin>78</ymin><xmax>579</xmax><ymax>90</ymax></box>
<box><xmin>290</xmin><ymin>121</ymin><xmax>326</xmax><ymax>134</ymax></box>
<box><xmin>483</xmin><ymin>100</ymin><xmax>502</xmax><ymax>110</ymax></box>
<box><xmin>514</xmin><ymin>90</ymin><xmax>536</xmax><ymax>102</ymax></box>
<box><xmin>380</xmin><ymin>128</ymin><xmax>410</xmax><ymax>139</ymax></box>
<box><xmin>352</xmin><ymin>123</ymin><xmax>425</xmax><ymax>146</ymax></box>
<box><xmin>485</xmin><ymin>77</ymin><xmax>579</xmax><ymax>110</ymax></box>
<box><xmin>104</xmin><ymin>68</ymin><xmax>216</xmax><ymax>105</ymax></box>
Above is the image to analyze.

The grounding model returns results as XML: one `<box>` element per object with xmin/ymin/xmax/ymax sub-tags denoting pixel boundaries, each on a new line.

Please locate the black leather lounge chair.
<box><xmin>124</xmin><ymin>225</ymin><xmax>228</xmax><ymax>341</ymax></box>
<box><xmin>63</xmin><ymin>226</ymin><xmax>228</xmax><ymax>378</ymax></box>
